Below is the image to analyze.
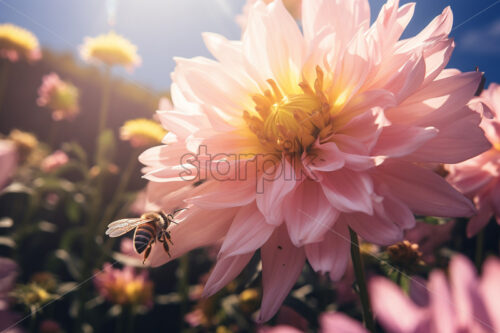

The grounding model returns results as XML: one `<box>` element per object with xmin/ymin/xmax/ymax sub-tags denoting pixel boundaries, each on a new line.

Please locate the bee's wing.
<box><xmin>105</xmin><ymin>218</ymin><xmax>153</xmax><ymax>237</ymax></box>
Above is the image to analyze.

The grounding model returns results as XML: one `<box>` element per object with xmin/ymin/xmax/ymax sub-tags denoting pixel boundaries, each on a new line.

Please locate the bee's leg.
<box><xmin>165</xmin><ymin>231</ymin><xmax>173</xmax><ymax>245</ymax></box>
<box><xmin>162</xmin><ymin>238</ymin><xmax>171</xmax><ymax>258</ymax></box>
<box><xmin>143</xmin><ymin>244</ymin><xmax>152</xmax><ymax>264</ymax></box>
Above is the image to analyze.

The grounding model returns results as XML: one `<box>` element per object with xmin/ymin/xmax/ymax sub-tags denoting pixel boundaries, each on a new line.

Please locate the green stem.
<box><xmin>475</xmin><ymin>229</ymin><xmax>485</xmax><ymax>271</ymax></box>
<box><xmin>0</xmin><ymin>60</ymin><xmax>10</xmax><ymax>121</ymax></box>
<box><xmin>349</xmin><ymin>228</ymin><xmax>375</xmax><ymax>332</ymax></box>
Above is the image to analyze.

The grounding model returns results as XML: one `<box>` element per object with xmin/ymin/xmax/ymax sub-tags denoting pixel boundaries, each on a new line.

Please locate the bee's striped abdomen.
<box><xmin>133</xmin><ymin>222</ymin><xmax>156</xmax><ymax>254</ymax></box>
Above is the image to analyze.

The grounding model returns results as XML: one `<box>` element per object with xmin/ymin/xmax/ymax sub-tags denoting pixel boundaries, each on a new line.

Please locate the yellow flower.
<box><xmin>120</xmin><ymin>118</ymin><xmax>167</xmax><ymax>148</ymax></box>
<box><xmin>80</xmin><ymin>31</ymin><xmax>141</xmax><ymax>70</ymax></box>
<box><xmin>0</xmin><ymin>23</ymin><xmax>41</xmax><ymax>62</ymax></box>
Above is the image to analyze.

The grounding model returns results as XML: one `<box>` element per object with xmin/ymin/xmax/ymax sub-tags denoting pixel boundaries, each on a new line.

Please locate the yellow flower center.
<box><xmin>244</xmin><ymin>67</ymin><xmax>333</xmax><ymax>154</ymax></box>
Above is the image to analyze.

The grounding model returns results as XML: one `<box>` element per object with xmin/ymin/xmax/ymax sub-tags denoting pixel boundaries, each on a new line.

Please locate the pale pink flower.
<box><xmin>138</xmin><ymin>0</ymin><xmax>489</xmax><ymax>321</ymax></box>
<box><xmin>37</xmin><ymin>73</ymin><xmax>80</xmax><ymax>121</ymax></box>
<box><xmin>94</xmin><ymin>263</ymin><xmax>153</xmax><ymax>308</ymax></box>
<box><xmin>237</xmin><ymin>0</ymin><xmax>302</xmax><ymax>29</ymax></box>
<box><xmin>0</xmin><ymin>140</ymin><xmax>18</xmax><ymax>190</ymax></box>
<box><xmin>40</xmin><ymin>150</ymin><xmax>69</xmax><ymax>173</ymax></box>
<box><xmin>371</xmin><ymin>255</ymin><xmax>500</xmax><ymax>333</ymax></box>
<box><xmin>447</xmin><ymin>83</ymin><xmax>500</xmax><ymax>237</ymax></box>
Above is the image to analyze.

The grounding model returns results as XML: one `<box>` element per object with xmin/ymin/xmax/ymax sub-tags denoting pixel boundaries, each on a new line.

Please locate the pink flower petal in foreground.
<box><xmin>447</xmin><ymin>83</ymin><xmax>500</xmax><ymax>237</ymax></box>
<box><xmin>139</xmin><ymin>0</ymin><xmax>489</xmax><ymax>321</ymax></box>
<box><xmin>371</xmin><ymin>255</ymin><xmax>500</xmax><ymax>333</ymax></box>
<box><xmin>260</xmin><ymin>312</ymin><xmax>367</xmax><ymax>333</ymax></box>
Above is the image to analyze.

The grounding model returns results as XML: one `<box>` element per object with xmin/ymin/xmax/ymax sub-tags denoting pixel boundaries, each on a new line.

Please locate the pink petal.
<box><xmin>256</xmin><ymin>158</ymin><xmax>298</xmax><ymax>225</ymax></box>
<box><xmin>243</xmin><ymin>0</ymin><xmax>304</xmax><ymax>93</ymax></box>
<box><xmin>387</xmin><ymin>71</ymin><xmax>481</xmax><ymax>127</ymax></box>
<box><xmin>384</xmin><ymin>53</ymin><xmax>426</xmax><ymax>103</ymax></box>
<box><xmin>372</xmin><ymin>125</ymin><xmax>438</xmax><ymax>158</ymax></box>
<box><xmin>343</xmin><ymin>211</ymin><xmax>404</xmax><ymax>246</ymax></box>
<box><xmin>374</xmin><ymin>161</ymin><xmax>475</xmax><ymax>217</ymax></box>
<box><xmin>303</xmin><ymin>142</ymin><xmax>345</xmax><ymax>173</ymax></box>
<box><xmin>374</xmin><ymin>188</ymin><xmax>416</xmax><ymax>230</ymax></box>
<box><xmin>202</xmin><ymin>252</ymin><xmax>254</xmax><ymax>297</ymax></box>
<box><xmin>479</xmin><ymin>257</ymin><xmax>500</xmax><ymax>332</ymax></box>
<box><xmin>304</xmin><ymin>220</ymin><xmax>350</xmax><ymax>280</ymax></box>
<box><xmin>428</xmin><ymin>271</ymin><xmax>456</xmax><ymax>333</ymax></box>
<box><xmin>284</xmin><ymin>180</ymin><xmax>339</xmax><ymax>246</ymax></box>
<box><xmin>411</xmin><ymin>6</ymin><xmax>453</xmax><ymax>43</ymax></box>
<box><xmin>449</xmin><ymin>255</ymin><xmax>493</xmax><ymax>330</ymax></box>
<box><xmin>370</xmin><ymin>276</ymin><xmax>428</xmax><ymax>333</ymax></box>
<box><xmin>336</xmin><ymin>108</ymin><xmax>388</xmax><ymax>151</ymax></box>
<box><xmin>174</xmin><ymin>57</ymin><xmax>254</xmax><ymax>117</ymax></box>
<box><xmin>187</xmin><ymin>179</ymin><xmax>256</xmax><ymax>209</ymax></box>
<box><xmin>409</xmin><ymin>109</ymin><xmax>491</xmax><ymax>164</ymax></box>
<box><xmin>259</xmin><ymin>226</ymin><xmax>306</xmax><ymax>322</ymax></box>
<box><xmin>302</xmin><ymin>0</ymin><xmax>370</xmax><ymax>47</ymax></box>
<box><xmin>320</xmin><ymin>169</ymin><xmax>374</xmax><ymax>215</ymax></box>
<box><xmin>466</xmin><ymin>201</ymin><xmax>493</xmax><ymax>237</ymax></box>
<box><xmin>320</xmin><ymin>312</ymin><xmax>367</xmax><ymax>333</ymax></box>
<box><xmin>218</xmin><ymin>203</ymin><xmax>275</xmax><ymax>259</ymax></box>
<box><xmin>336</xmin><ymin>89</ymin><xmax>395</xmax><ymax>127</ymax></box>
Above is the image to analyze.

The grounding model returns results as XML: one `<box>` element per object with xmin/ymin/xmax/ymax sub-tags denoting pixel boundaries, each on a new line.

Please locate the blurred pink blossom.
<box><xmin>94</xmin><ymin>263</ymin><xmax>153</xmax><ymax>308</ymax></box>
<box><xmin>140</xmin><ymin>0</ymin><xmax>489</xmax><ymax>322</ymax></box>
<box><xmin>37</xmin><ymin>73</ymin><xmax>80</xmax><ymax>121</ymax></box>
<box><xmin>371</xmin><ymin>255</ymin><xmax>500</xmax><ymax>333</ymax></box>
<box><xmin>0</xmin><ymin>141</ymin><xmax>17</xmax><ymax>191</ymax></box>
<box><xmin>40</xmin><ymin>150</ymin><xmax>69</xmax><ymax>173</ymax></box>
<box><xmin>447</xmin><ymin>83</ymin><xmax>500</xmax><ymax>236</ymax></box>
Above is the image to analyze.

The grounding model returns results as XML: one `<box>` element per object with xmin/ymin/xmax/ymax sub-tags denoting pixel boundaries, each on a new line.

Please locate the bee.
<box><xmin>105</xmin><ymin>209</ymin><xmax>187</xmax><ymax>263</ymax></box>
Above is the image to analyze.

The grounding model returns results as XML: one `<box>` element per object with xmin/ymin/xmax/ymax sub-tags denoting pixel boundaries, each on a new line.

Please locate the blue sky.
<box><xmin>0</xmin><ymin>0</ymin><xmax>498</xmax><ymax>92</ymax></box>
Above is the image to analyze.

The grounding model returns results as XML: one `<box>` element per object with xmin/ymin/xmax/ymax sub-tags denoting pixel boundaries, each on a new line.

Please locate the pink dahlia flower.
<box><xmin>138</xmin><ymin>0</ymin><xmax>489</xmax><ymax>322</ymax></box>
<box><xmin>0</xmin><ymin>140</ymin><xmax>18</xmax><ymax>191</ymax></box>
<box><xmin>447</xmin><ymin>83</ymin><xmax>500</xmax><ymax>237</ymax></box>
<box><xmin>371</xmin><ymin>255</ymin><xmax>500</xmax><ymax>333</ymax></box>
<box><xmin>37</xmin><ymin>73</ymin><xmax>80</xmax><ymax>121</ymax></box>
